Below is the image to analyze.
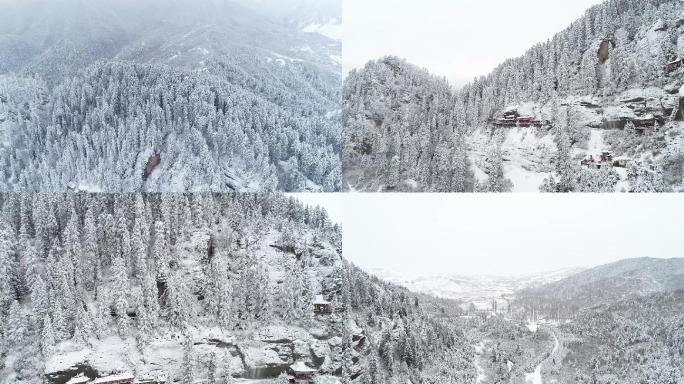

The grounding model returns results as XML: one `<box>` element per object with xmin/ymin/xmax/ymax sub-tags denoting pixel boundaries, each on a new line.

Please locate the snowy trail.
<box><xmin>525</xmin><ymin>328</ymin><xmax>560</xmax><ymax>384</ymax></box>
<box><xmin>525</xmin><ymin>365</ymin><xmax>542</xmax><ymax>384</ymax></box>
<box><xmin>473</xmin><ymin>342</ymin><xmax>487</xmax><ymax>384</ymax></box>
<box><xmin>586</xmin><ymin>129</ymin><xmax>605</xmax><ymax>154</ymax></box>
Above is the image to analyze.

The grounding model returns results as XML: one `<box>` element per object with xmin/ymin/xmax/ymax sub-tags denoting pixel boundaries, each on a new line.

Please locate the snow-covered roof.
<box><xmin>313</xmin><ymin>295</ymin><xmax>330</xmax><ymax>305</ymax></box>
<box><xmin>291</xmin><ymin>360</ymin><xmax>317</xmax><ymax>373</ymax></box>
<box><xmin>66</xmin><ymin>375</ymin><xmax>91</xmax><ymax>384</ymax></box>
<box><xmin>91</xmin><ymin>373</ymin><xmax>134</xmax><ymax>383</ymax></box>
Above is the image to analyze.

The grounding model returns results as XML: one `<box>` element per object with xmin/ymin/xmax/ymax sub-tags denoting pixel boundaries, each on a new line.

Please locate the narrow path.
<box><xmin>587</xmin><ymin>129</ymin><xmax>605</xmax><ymax>154</ymax></box>
<box><xmin>473</xmin><ymin>342</ymin><xmax>487</xmax><ymax>384</ymax></box>
<box><xmin>524</xmin><ymin>327</ymin><xmax>560</xmax><ymax>384</ymax></box>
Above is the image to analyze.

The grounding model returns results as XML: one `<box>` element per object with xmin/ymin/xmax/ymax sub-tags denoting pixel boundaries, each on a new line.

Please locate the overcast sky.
<box><xmin>344</xmin><ymin>0</ymin><xmax>605</xmax><ymax>86</ymax></box>
<box><xmin>290</xmin><ymin>194</ymin><xmax>684</xmax><ymax>278</ymax></box>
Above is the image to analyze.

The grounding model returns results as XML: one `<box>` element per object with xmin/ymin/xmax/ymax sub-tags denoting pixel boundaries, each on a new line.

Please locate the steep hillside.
<box><xmin>344</xmin><ymin>264</ymin><xmax>476</xmax><ymax>383</ymax></box>
<box><xmin>0</xmin><ymin>0</ymin><xmax>342</xmax><ymax>192</ymax></box>
<box><xmin>344</xmin><ymin>0</ymin><xmax>684</xmax><ymax>192</ymax></box>
<box><xmin>343</xmin><ymin>57</ymin><xmax>475</xmax><ymax>192</ymax></box>
<box><xmin>0</xmin><ymin>193</ymin><xmax>345</xmax><ymax>384</ymax></box>
<box><xmin>552</xmin><ymin>291</ymin><xmax>684</xmax><ymax>383</ymax></box>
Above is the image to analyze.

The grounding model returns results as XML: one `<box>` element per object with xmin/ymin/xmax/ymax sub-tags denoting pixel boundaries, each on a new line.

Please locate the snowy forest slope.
<box><xmin>343</xmin><ymin>0</ymin><xmax>684</xmax><ymax>192</ymax></box>
<box><xmin>0</xmin><ymin>0</ymin><xmax>342</xmax><ymax>192</ymax></box>
<box><xmin>513</xmin><ymin>258</ymin><xmax>684</xmax><ymax>383</ymax></box>
<box><xmin>343</xmin><ymin>264</ymin><xmax>476</xmax><ymax>383</ymax></box>
<box><xmin>0</xmin><ymin>193</ymin><xmax>346</xmax><ymax>384</ymax></box>
<box><xmin>519</xmin><ymin>257</ymin><xmax>684</xmax><ymax>313</ymax></box>
<box><xmin>343</xmin><ymin>57</ymin><xmax>475</xmax><ymax>192</ymax></box>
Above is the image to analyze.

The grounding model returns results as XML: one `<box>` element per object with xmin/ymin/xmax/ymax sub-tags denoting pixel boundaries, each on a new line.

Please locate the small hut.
<box><xmin>289</xmin><ymin>360</ymin><xmax>317</xmax><ymax>384</ymax></box>
<box><xmin>612</xmin><ymin>157</ymin><xmax>630</xmax><ymax>168</ymax></box>
<box><xmin>633</xmin><ymin>113</ymin><xmax>657</xmax><ymax>135</ymax></box>
<box><xmin>492</xmin><ymin>110</ymin><xmax>520</xmax><ymax>127</ymax></box>
<box><xmin>600</xmin><ymin>151</ymin><xmax>614</xmax><ymax>163</ymax></box>
<box><xmin>581</xmin><ymin>155</ymin><xmax>596</xmax><ymax>168</ymax></box>
<box><xmin>313</xmin><ymin>295</ymin><xmax>332</xmax><ymax>315</ymax></box>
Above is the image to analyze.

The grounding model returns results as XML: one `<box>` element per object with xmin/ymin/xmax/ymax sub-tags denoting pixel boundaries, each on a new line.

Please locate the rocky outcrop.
<box><xmin>143</xmin><ymin>153</ymin><xmax>161</xmax><ymax>180</ymax></box>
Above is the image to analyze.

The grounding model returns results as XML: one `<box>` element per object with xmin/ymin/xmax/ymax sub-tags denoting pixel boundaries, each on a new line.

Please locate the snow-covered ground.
<box><xmin>469</xmin><ymin>127</ymin><xmax>556</xmax><ymax>192</ymax></box>
<box><xmin>525</xmin><ymin>365</ymin><xmax>542</xmax><ymax>384</ymax></box>
<box><xmin>473</xmin><ymin>342</ymin><xmax>487</xmax><ymax>384</ymax></box>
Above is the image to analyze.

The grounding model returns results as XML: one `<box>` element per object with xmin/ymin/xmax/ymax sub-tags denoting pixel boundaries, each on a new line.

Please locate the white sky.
<box><xmin>290</xmin><ymin>193</ymin><xmax>684</xmax><ymax>278</ymax></box>
<box><xmin>344</xmin><ymin>0</ymin><xmax>606</xmax><ymax>86</ymax></box>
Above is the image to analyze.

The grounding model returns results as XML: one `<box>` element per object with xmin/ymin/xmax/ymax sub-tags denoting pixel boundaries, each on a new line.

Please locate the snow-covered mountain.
<box><xmin>522</xmin><ymin>257</ymin><xmax>684</xmax><ymax>309</ymax></box>
<box><xmin>343</xmin><ymin>0</ymin><xmax>684</xmax><ymax>192</ymax></box>
<box><xmin>0</xmin><ymin>0</ymin><xmax>342</xmax><ymax>192</ymax></box>
<box><xmin>245</xmin><ymin>0</ymin><xmax>342</xmax><ymax>41</ymax></box>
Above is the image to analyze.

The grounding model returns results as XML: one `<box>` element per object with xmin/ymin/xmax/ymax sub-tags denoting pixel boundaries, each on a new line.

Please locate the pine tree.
<box><xmin>153</xmin><ymin>220</ymin><xmax>169</xmax><ymax>283</ymax></box>
<box><xmin>4</xmin><ymin>300</ymin><xmax>26</xmax><ymax>351</ymax></box>
<box><xmin>82</xmin><ymin>208</ymin><xmax>99</xmax><ymax>289</ymax></box>
<box><xmin>207</xmin><ymin>352</ymin><xmax>218</xmax><ymax>384</ymax></box>
<box><xmin>41</xmin><ymin>316</ymin><xmax>56</xmax><ymax>357</ymax></box>
<box><xmin>112</xmin><ymin>255</ymin><xmax>130</xmax><ymax>336</ymax></box>
<box><xmin>483</xmin><ymin>142</ymin><xmax>512</xmax><ymax>193</ymax></box>
<box><xmin>30</xmin><ymin>274</ymin><xmax>49</xmax><ymax>325</ymax></box>
<box><xmin>181</xmin><ymin>338</ymin><xmax>194</xmax><ymax>384</ymax></box>
<box><xmin>0</xmin><ymin>221</ymin><xmax>18</xmax><ymax>322</ymax></box>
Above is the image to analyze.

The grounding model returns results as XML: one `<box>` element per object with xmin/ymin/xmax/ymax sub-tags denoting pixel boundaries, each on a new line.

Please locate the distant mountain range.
<box><xmin>369</xmin><ymin>267</ymin><xmax>584</xmax><ymax>305</ymax></box>
<box><xmin>371</xmin><ymin>257</ymin><xmax>684</xmax><ymax>311</ymax></box>
<box><xmin>522</xmin><ymin>257</ymin><xmax>684</xmax><ymax>308</ymax></box>
<box><xmin>0</xmin><ymin>0</ymin><xmax>341</xmax><ymax>82</ymax></box>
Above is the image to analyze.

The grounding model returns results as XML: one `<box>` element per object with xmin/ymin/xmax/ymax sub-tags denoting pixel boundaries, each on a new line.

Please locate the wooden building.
<box><xmin>612</xmin><ymin>157</ymin><xmax>630</xmax><ymax>168</ymax></box>
<box><xmin>581</xmin><ymin>155</ymin><xmax>597</xmax><ymax>168</ymax></box>
<box><xmin>633</xmin><ymin>114</ymin><xmax>658</xmax><ymax>135</ymax></box>
<box><xmin>492</xmin><ymin>110</ymin><xmax>544</xmax><ymax>128</ymax></box>
<box><xmin>600</xmin><ymin>151</ymin><xmax>613</xmax><ymax>163</ymax></box>
<box><xmin>289</xmin><ymin>360</ymin><xmax>317</xmax><ymax>384</ymax></box>
<box><xmin>313</xmin><ymin>295</ymin><xmax>332</xmax><ymax>314</ymax></box>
